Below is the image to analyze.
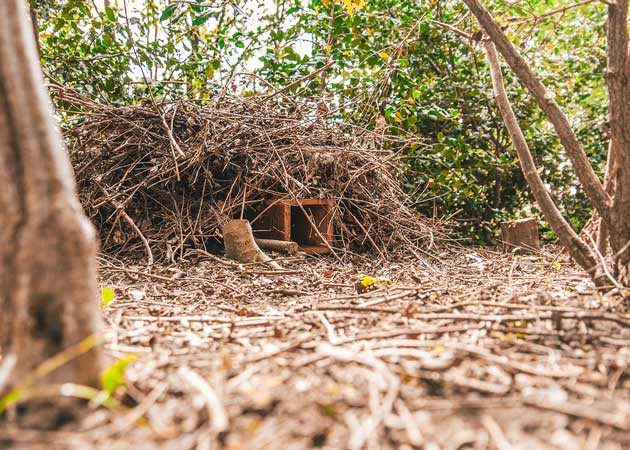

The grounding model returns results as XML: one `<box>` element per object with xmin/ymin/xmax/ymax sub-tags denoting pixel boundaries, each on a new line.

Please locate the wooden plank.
<box><xmin>253</xmin><ymin>198</ymin><xmax>334</xmax><ymax>254</ymax></box>
<box><xmin>254</xmin><ymin>200</ymin><xmax>291</xmax><ymax>241</ymax></box>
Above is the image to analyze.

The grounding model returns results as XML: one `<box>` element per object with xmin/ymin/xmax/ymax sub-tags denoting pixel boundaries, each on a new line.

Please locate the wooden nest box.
<box><xmin>253</xmin><ymin>199</ymin><xmax>334</xmax><ymax>254</ymax></box>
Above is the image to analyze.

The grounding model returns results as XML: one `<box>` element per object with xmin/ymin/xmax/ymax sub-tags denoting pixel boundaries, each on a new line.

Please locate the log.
<box><xmin>255</xmin><ymin>238</ymin><xmax>299</xmax><ymax>255</ymax></box>
<box><xmin>223</xmin><ymin>219</ymin><xmax>280</xmax><ymax>268</ymax></box>
<box><xmin>500</xmin><ymin>218</ymin><xmax>541</xmax><ymax>253</ymax></box>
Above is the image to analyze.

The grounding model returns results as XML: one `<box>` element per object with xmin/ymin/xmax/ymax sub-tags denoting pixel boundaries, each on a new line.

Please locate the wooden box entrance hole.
<box><xmin>252</xmin><ymin>199</ymin><xmax>334</xmax><ymax>254</ymax></box>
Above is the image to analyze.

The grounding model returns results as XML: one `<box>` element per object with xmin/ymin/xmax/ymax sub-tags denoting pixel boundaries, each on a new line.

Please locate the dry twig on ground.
<box><xmin>55</xmin><ymin>86</ymin><xmax>442</xmax><ymax>262</ymax></box>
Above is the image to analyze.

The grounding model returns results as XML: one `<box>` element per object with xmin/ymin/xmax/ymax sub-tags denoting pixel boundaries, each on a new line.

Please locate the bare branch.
<box><xmin>430</xmin><ymin>19</ymin><xmax>475</xmax><ymax>40</ymax></box>
<box><xmin>482</xmin><ymin>39</ymin><xmax>607</xmax><ymax>286</ymax></box>
<box><xmin>505</xmin><ymin>0</ymin><xmax>598</xmax><ymax>26</ymax></box>
<box><xmin>462</xmin><ymin>0</ymin><xmax>611</xmax><ymax>221</ymax></box>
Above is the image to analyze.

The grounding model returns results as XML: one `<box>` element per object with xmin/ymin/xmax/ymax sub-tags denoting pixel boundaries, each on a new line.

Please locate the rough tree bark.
<box><xmin>28</xmin><ymin>1</ymin><xmax>41</xmax><ymax>56</ymax></box>
<box><xmin>604</xmin><ymin>0</ymin><xmax>630</xmax><ymax>284</ymax></box>
<box><xmin>0</xmin><ymin>0</ymin><xmax>103</xmax><ymax>390</ymax></box>
<box><xmin>223</xmin><ymin>220</ymin><xmax>280</xmax><ymax>268</ymax></box>
<box><xmin>463</xmin><ymin>0</ymin><xmax>630</xmax><ymax>288</ymax></box>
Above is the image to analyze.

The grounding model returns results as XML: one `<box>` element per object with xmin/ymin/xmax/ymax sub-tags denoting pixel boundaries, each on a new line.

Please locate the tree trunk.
<box><xmin>500</xmin><ymin>218</ymin><xmax>540</xmax><ymax>253</ymax></box>
<box><xmin>464</xmin><ymin>0</ymin><xmax>630</xmax><ymax>289</ymax></box>
<box><xmin>462</xmin><ymin>0</ymin><xmax>611</xmax><ymax>222</ymax></box>
<box><xmin>482</xmin><ymin>40</ymin><xmax>606</xmax><ymax>286</ymax></box>
<box><xmin>605</xmin><ymin>0</ymin><xmax>630</xmax><ymax>285</ymax></box>
<box><xmin>28</xmin><ymin>1</ymin><xmax>40</xmax><ymax>56</ymax></box>
<box><xmin>0</xmin><ymin>0</ymin><xmax>103</xmax><ymax>392</ymax></box>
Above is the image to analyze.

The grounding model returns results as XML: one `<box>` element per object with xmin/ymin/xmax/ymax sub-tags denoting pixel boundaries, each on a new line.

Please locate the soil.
<box><xmin>1</xmin><ymin>247</ymin><xmax>629</xmax><ymax>449</ymax></box>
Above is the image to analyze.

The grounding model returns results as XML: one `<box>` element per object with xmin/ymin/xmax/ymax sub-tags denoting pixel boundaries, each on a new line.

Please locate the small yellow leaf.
<box><xmin>340</xmin><ymin>0</ymin><xmax>365</xmax><ymax>15</ymax></box>
<box><xmin>0</xmin><ymin>387</ymin><xmax>25</xmax><ymax>414</ymax></box>
<box><xmin>252</xmin><ymin>391</ymin><xmax>272</xmax><ymax>408</ymax></box>
<box><xmin>100</xmin><ymin>354</ymin><xmax>138</xmax><ymax>395</ymax></box>
<box><xmin>360</xmin><ymin>275</ymin><xmax>376</xmax><ymax>288</ymax></box>
<box><xmin>101</xmin><ymin>287</ymin><xmax>116</xmax><ymax>309</ymax></box>
<box><xmin>318</xmin><ymin>403</ymin><xmax>337</xmax><ymax>416</ymax></box>
<box><xmin>378</xmin><ymin>51</ymin><xmax>390</xmax><ymax>60</ymax></box>
<box><xmin>360</xmin><ymin>275</ymin><xmax>392</xmax><ymax>288</ymax></box>
<box><xmin>246</xmin><ymin>418</ymin><xmax>262</xmax><ymax>432</ymax></box>
<box><xmin>324</xmin><ymin>382</ymin><xmax>340</xmax><ymax>396</ymax></box>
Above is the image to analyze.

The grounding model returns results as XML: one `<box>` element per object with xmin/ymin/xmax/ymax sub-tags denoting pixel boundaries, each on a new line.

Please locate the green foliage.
<box><xmin>35</xmin><ymin>0</ymin><xmax>610</xmax><ymax>241</ymax></box>
<box><xmin>39</xmin><ymin>0</ymin><xmax>133</xmax><ymax>103</ymax></box>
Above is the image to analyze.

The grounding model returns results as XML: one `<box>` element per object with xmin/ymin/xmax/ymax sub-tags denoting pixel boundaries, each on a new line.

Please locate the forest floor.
<box><xmin>1</xmin><ymin>246</ymin><xmax>629</xmax><ymax>450</ymax></box>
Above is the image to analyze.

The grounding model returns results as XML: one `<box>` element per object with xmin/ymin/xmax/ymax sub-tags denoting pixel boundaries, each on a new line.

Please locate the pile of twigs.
<box><xmin>59</xmin><ymin>87</ymin><xmax>441</xmax><ymax>261</ymax></box>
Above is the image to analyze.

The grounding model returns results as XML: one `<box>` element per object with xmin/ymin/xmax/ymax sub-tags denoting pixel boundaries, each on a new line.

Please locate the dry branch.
<box><xmin>255</xmin><ymin>238</ymin><xmax>299</xmax><ymax>254</ymax></box>
<box><xmin>482</xmin><ymin>39</ymin><xmax>606</xmax><ymax>286</ymax></box>
<box><xmin>178</xmin><ymin>366</ymin><xmax>228</xmax><ymax>434</ymax></box>
<box><xmin>462</xmin><ymin>0</ymin><xmax>611</xmax><ymax>221</ymax></box>
<box><xmin>57</xmin><ymin>89</ymin><xmax>441</xmax><ymax>261</ymax></box>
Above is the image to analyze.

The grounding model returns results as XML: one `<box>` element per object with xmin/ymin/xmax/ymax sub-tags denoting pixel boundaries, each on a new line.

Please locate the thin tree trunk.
<box><xmin>483</xmin><ymin>40</ymin><xmax>607</xmax><ymax>286</ymax></box>
<box><xmin>0</xmin><ymin>0</ymin><xmax>103</xmax><ymax>390</ymax></box>
<box><xmin>462</xmin><ymin>0</ymin><xmax>611</xmax><ymax>222</ymax></box>
<box><xmin>596</xmin><ymin>139</ymin><xmax>618</xmax><ymax>254</ymax></box>
<box><xmin>28</xmin><ymin>1</ymin><xmax>40</xmax><ymax>56</ymax></box>
<box><xmin>463</xmin><ymin>0</ymin><xmax>630</xmax><ymax>288</ymax></box>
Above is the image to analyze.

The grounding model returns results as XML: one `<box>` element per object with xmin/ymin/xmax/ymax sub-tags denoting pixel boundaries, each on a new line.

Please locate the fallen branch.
<box><xmin>255</xmin><ymin>238</ymin><xmax>299</xmax><ymax>255</ymax></box>
<box><xmin>178</xmin><ymin>366</ymin><xmax>228</xmax><ymax>434</ymax></box>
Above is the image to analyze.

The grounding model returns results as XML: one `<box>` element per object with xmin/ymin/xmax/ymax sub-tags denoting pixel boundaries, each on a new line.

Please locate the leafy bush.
<box><xmin>36</xmin><ymin>0</ymin><xmax>609</xmax><ymax>242</ymax></box>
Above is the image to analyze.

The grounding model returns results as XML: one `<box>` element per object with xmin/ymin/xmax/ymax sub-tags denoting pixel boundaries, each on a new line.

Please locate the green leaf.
<box><xmin>101</xmin><ymin>287</ymin><xmax>116</xmax><ymax>309</ymax></box>
<box><xmin>160</xmin><ymin>4</ymin><xmax>177</xmax><ymax>21</ymax></box>
<box><xmin>105</xmin><ymin>7</ymin><xmax>116</xmax><ymax>22</ymax></box>
<box><xmin>192</xmin><ymin>14</ymin><xmax>210</xmax><ymax>26</ymax></box>
<box><xmin>100</xmin><ymin>354</ymin><xmax>138</xmax><ymax>395</ymax></box>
